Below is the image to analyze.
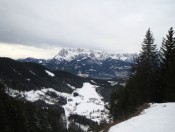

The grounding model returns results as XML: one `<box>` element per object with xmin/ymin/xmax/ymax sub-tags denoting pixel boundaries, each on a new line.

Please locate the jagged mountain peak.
<box><xmin>18</xmin><ymin>48</ymin><xmax>138</xmax><ymax>79</ymax></box>
<box><xmin>54</xmin><ymin>48</ymin><xmax>137</xmax><ymax>62</ymax></box>
<box><xmin>54</xmin><ymin>48</ymin><xmax>94</xmax><ymax>61</ymax></box>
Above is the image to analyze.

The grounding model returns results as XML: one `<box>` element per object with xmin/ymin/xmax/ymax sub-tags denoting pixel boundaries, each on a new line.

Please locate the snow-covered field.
<box><xmin>6</xmin><ymin>82</ymin><xmax>109</xmax><ymax>123</ymax></box>
<box><xmin>63</xmin><ymin>82</ymin><xmax>109</xmax><ymax>123</ymax></box>
<box><xmin>109</xmin><ymin>103</ymin><xmax>175</xmax><ymax>132</ymax></box>
<box><xmin>7</xmin><ymin>87</ymin><xmax>70</xmax><ymax>104</ymax></box>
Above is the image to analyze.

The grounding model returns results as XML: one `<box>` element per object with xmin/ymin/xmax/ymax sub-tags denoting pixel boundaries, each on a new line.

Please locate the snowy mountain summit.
<box><xmin>19</xmin><ymin>48</ymin><xmax>137</xmax><ymax>79</ymax></box>
<box><xmin>54</xmin><ymin>48</ymin><xmax>136</xmax><ymax>62</ymax></box>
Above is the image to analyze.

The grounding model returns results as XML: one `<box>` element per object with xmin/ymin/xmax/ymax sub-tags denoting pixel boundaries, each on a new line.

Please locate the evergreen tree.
<box><xmin>140</xmin><ymin>28</ymin><xmax>159</xmax><ymax>71</ymax></box>
<box><xmin>109</xmin><ymin>29</ymin><xmax>160</xmax><ymax>119</ymax></box>
<box><xmin>160</xmin><ymin>27</ymin><xmax>175</xmax><ymax>101</ymax></box>
<box><xmin>160</xmin><ymin>27</ymin><xmax>175</xmax><ymax>71</ymax></box>
<box><xmin>138</xmin><ymin>28</ymin><xmax>159</xmax><ymax>101</ymax></box>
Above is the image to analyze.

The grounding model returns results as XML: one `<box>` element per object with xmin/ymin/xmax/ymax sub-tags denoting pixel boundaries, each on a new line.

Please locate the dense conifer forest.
<box><xmin>0</xmin><ymin>82</ymin><xmax>68</xmax><ymax>132</ymax></box>
<box><xmin>109</xmin><ymin>27</ymin><xmax>175</xmax><ymax>119</ymax></box>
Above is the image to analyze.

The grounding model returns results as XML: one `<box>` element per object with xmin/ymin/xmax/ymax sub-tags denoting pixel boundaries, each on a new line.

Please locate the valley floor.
<box><xmin>108</xmin><ymin>103</ymin><xmax>175</xmax><ymax>132</ymax></box>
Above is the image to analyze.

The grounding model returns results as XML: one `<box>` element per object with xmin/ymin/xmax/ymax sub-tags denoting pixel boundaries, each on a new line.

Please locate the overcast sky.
<box><xmin>0</xmin><ymin>0</ymin><xmax>175</xmax><ymax>59</ymax></box>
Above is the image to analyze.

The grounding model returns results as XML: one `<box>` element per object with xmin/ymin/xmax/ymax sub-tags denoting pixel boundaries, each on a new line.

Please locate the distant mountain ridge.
<box><xmin>54</xmin><ymin>48</ymin><xmax>136</xmax><ymax>62</ymax></box>
<box><xmin>19</xmin><ymin>48</ymin><xmax>138</xmax><ymax>79</ymax></box>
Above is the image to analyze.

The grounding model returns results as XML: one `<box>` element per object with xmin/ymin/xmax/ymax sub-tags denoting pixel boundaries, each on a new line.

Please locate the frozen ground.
<box><xmin>109</xmin><ymin>103</ymin><xmax>175</xmax><ymax>132</ymax></box>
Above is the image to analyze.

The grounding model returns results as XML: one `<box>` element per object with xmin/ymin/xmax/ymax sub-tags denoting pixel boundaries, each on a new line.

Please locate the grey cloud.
<box><xmin>0</xmin><ymin>0</ymin><xmax>175</xmax><ymax>52</ymax></box>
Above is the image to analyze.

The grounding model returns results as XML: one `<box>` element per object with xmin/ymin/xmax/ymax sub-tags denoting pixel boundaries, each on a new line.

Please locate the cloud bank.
<box><xmin>0</xmin><ymin>0</ymin><xmax>174</xmax><ymax>58</ymax></box>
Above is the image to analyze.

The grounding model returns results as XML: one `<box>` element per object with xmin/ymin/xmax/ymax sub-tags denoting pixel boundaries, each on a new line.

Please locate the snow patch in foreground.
<box><xmin>109</xmin><ymin>103</ymin><xmax>175</xmax><ymax>132</ymax></box>
<box><xmin>45</xmin><ymin>70</ymin><xmax>55</xmax><ymax>77</ymax></box>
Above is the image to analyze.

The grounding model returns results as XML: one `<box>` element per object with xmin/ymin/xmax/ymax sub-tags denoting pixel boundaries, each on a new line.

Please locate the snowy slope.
<box><xmin>6</xmin><ymin>87</ymin><xmax>69</xmax><ymax>105</ymax></box>
<box><xmin>6</xmin><ymin>82</ymin><xmax>110</xmax><ymax>123</ymax></box>
<box><xmin>109</xmin><ymin>103</ymin><xmax>175</xmax><ymax>132</ymax></box>
<box><xmin>45</xmin><ymin>70</ymin><xmax>55</xmax><ymax>77</ymax></box>
<box><xmin>63</xmin><ymin>83</ymin><xmax>109</xmax><ymax>123</ymax></box>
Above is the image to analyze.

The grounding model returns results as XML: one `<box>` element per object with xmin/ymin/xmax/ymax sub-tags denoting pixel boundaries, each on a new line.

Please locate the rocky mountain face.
<box><xmin>19</xmin><ymin>48</ymin><xmax>137</xmax><ymax>79</ymax></box>
<box><xmin>0</xmin><ymin>57</ymin><xmax>120</xmax><ymax>131</ymax></box>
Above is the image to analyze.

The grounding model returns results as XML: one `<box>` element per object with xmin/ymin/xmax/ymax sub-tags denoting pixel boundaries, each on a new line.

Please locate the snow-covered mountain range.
<box><xmin>19</xmin><ymin>48</ymin><xmax>138</xmax><ymax>79</ymax></box>
<box><xmin>54</xmin><ymin>48</ymin><xmax>136</xmax><ymax>62</ymax></box>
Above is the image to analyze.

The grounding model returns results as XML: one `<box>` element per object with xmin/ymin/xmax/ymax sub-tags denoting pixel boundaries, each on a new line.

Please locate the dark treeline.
<box><xmin>0</xmin><ymin>82</ymin><xmax>68</xmax><ymax>132</ymax></box>
<box><xmin>110</xmin><ymin>27</ymin><xmax>175</xmax><ymax>119</ymax></box>
<box><xmin>0</xmin><ymin>81</ymin><xmax>100</xmax><ymax>132</ymax></box>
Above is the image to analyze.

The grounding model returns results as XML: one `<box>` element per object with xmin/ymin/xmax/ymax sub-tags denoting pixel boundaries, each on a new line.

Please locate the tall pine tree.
<box><xmin>109</xmin><ymin>29</ymin><xmax>160</xmax><ymax>119</ymax></box>
<box><xmin>160</xmin><ymin>27</ymin><xmax>175</xmax><ymax>71</ymax></box>
<box><xmin>136</xmin><ymin>28</ymin><xmax>159</xmax><ymax>102</ymax></box>
<box><xmin>160</xmin><ymin>27</ymin><xmax>175</xmax><ymax>101</ymax></box>
<box><xmin>140</xmin><ymin>28</ymin><xmax>159</xmax><ymax>71</ymax></box>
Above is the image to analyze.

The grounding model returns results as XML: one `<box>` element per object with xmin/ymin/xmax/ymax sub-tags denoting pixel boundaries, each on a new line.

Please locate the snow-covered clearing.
<box><xmin>63</xmin><ymin>82</ymin><xmax>109</xmax><ymax>123</ymax></box>
<box><xmin>109</xmin><ymin>103</ymin><xmax>175</xmax><ymax>132</ymax></box>
<box><xmin>7</xmin><ymin>87</ymin><xmax>69</xmax><ymax>104</ymax></box>
<box><xmin>108</xmin><ymin>81</ymin><xmax>118</xmax><ymax>86</ymax></box>
<box><xmin>45</xmin><ymin>70</ymin><xmax>55</xmax><ymax>77</ymax></box>
<box><xmin>6</xmin><ymin>82</ymin><xmax>109</xmax><ymax>123</ymax></box>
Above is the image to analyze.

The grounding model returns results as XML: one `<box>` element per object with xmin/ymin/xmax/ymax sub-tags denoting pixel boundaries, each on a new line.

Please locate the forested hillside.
<box><xmin>0</xmin><ymin>83</ymin><xmax>67</xmax><ymax>132</ymax></box>
<box><xmin>109</xmin><ymin>27</ymin><xmax>175</xmax><ymax>120</ymax></box>
<box><xmin>0</xmin><ymin>57</ymin><xmax>120</xmax><ymax>131</ymax></box>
